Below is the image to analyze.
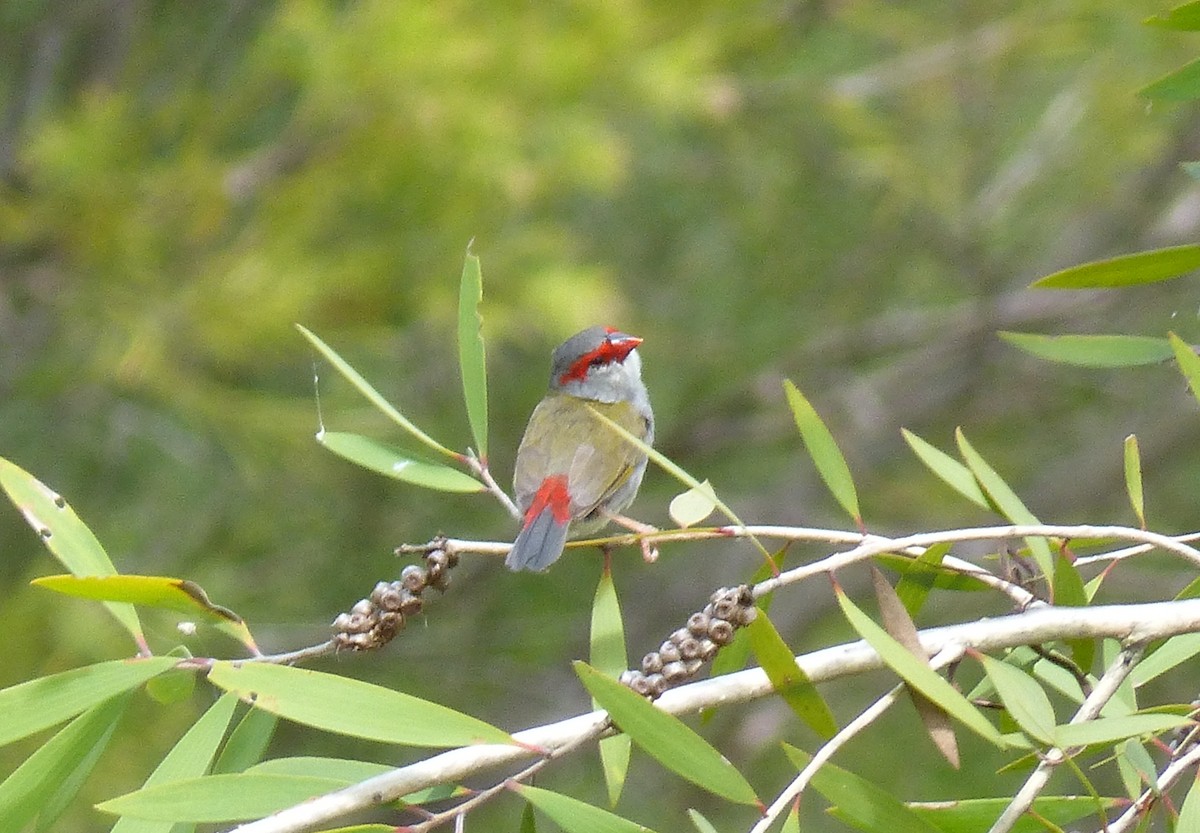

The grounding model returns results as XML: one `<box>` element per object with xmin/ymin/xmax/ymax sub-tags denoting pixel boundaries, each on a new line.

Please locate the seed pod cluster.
<box><xmin>331</xmin><ymin>548</ymin><xmax>459</xmax><ymax>651</ymax></box>
<box><xmin>619</xmin><ymin>585</ymin><xmax>757</xmax><ymax>699</ymax></box>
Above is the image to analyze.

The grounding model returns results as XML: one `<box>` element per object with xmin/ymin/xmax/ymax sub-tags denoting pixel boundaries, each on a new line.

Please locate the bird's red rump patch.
<box><xmin>559</xmin><ymin>335</ymin><xmax>643</xmax><ymax>385</ymax></box>
<box><xmin>524</xmin><ymin>475</ymin><xmax>572</xmax><ymax>526</ymax></box>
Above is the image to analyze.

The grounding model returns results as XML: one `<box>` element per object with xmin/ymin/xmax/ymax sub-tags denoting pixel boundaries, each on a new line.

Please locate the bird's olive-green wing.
<box><xmin>512</xmin><ymin>394</ymin><xmax>648</xmax><ymax>520</ymax></box>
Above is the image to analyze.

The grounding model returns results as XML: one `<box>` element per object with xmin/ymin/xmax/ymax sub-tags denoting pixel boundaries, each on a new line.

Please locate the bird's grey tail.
<box><xmin>506</xmin><ymin>510</ymin><xmax>570</xmax><ymax>572</ymax></box>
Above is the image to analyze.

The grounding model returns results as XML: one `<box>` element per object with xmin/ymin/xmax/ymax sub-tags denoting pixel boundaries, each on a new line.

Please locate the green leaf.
<box><xmin>1140</xmin><ymin>57</ymin><xmax>1200</xmax><ymax>101</ymax></box>
<box><xmin>206</xmin><ymin>662</ymin><xmax>513</xmax><ymax>748</ymax></box>
<box><xmin>32</xmin><ymin>574</ymin><xmax>241</xmax><ymax>622</ymax></box>
<box><xmin>574</xmin><ymin>662</ymin><xmax>759</xmax><ymax>805</ymax></box>
<box><xmin>908</xmin><ymin>796</ymin><xmax>1121</xmax><ymax>832</ymax></box>
<box><xmin>687</xmin><ymin>809</ymin><xmax>720</xmax><ymax>833</ymax></box>
<box><xmin>1178</xmin><ymin>773</ymin><xmax>1200</xmax><ymax>833</ymax></box>
<box><xmin>1169</xmin><ymin>331</ymin><xmax>1200</xmax><ymax>409</ymax></box>
<box><xmin>783</xmin><ymin>744</ymin><xmax>942</xmax><ymax>833</ymax></box>
<box><xmin>999</xmin><ymin>332</ymin><xmax>1174</xmax><ymax>368</ymax></box>
<box><xmin>1053</xmin><ymin>713</ymin><xmax>1193</xmax><ymax>748</ymax></box>
<box><xmin>295</xmin><ymin>324</ymin><xmax>459</xmax><ymax>459</ymax></box>
<box><xmin>316</xmin><ymin>431</ymin><xmax>483</xmax><ymax>493</ymax></box>
<box><xmin>782</xmin><ymin>801</ymin><xmax>801</xmax><ymax>833</ymax></box>
<box><xmin>1031</xmin><ymin>244</ymin><xmax>1200</xmax><ymax>288</ymax></box>
<box><xmin>834</xmin><ymin>588</ymin><xmax>1006</xmax><ymax>747</ymax></box>
<box><xmin>98</xmin><ymin>774</ymin><xmax>345</xmax><ymax>822</ymax></box>
<box><xmin>784</xmin><ymin>380</ymin><xmax>861</xmax><ymax>526</ymax></box>
<box><xmin>0</xmin><ymin>694</ymin><xmax>129</xmax><ymax>833</ymax></box>
<box><xmin>746</xmin><ymin>613</ymin><xmax>837</xmax><ymax>739</ymax></box>
<box><xmin>955</xmin><ymin>428</ymin><xmax>1054</xmax><ymax>588</ymax></box>
<box><xmin>513</xmin><ymin>783</ymin><xmax>657</xmax><ymax>833</ymax></box>
<box><xmin>212</xmin><ymin>706</ymin><xmax>278</xmax><ymax>775</ymax></box>
<box><xmin>1052</xmin><ymin>551</ymin><xmax>1094</xmax><ymax>673</ymax></box>
<box><xmin>110</xmin><ymin>691</ymin><xmax>240</xmax><ymax>833</ymax></box>
<box><xmin>893</xmin><ymin>542</ymin><xmax>953</xmax><ymax>618</ymax></box>
<box><xmin>1124</xmin><ymin>435</ymin><xmax>1146</xmax><ymax>528</ymax></box>
<box><xmin>0</xmin><ymin>657</ymin><xmax>176</xmax><ymax>747</ymax></box>
<box><xmin>0</xmin><ymin>456</ymin><xmax>143</xmax><ymax>646</ymax></box>
<box><xmin>1132</xmin><ymin>633</ymin><xmax>1200</xmax><ymax>687</ymax></box>
<box><xmin>591</xmin><ymin>566</ymin><xmax>632</xmax><ymax>806</ymax></box>
<box><xmin>900</xmin><ymin>430</ymin><xmax>988</xmax><ymax>509</ymax></box>
<box><xmin>980</xmin><ymin>655</ymin><xmax>1057</xmax><ymax>745</ymax></box>
<box><xmin>457</xmin><ymin>248</ymin><xmax>489</xmax><ymax>460</ymax></box>
<box><xmin>1145</xmin><ymin>1</ymin><xmax>1200</xmax><ymax>30</ymax></box>
<box><xmin>668</xmin><ymin>481</ymin><xmax>717</xmax><ymax>528</ymax></box>
<box><xmin>876</xmin><ymin>551</ymin><xmax>990</xmax><ymax>595</ymax></box>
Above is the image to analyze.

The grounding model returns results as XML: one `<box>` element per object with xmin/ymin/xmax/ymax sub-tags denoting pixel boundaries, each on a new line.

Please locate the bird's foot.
<box><xmin>601</xmin><ymin>509</ymin><xmax>660</xmax><ymax>563</ymax></box>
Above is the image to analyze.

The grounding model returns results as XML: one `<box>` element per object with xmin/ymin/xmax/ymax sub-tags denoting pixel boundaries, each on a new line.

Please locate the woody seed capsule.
<box><xmin>642</xmin><ymin>652</ymin><xmax>664</xmax><ymax>674</ymax></box>
<box><xmin>662</xmin><ymin>661</ymin><xmax>688</xmax><ymax>683</ymax></box>
<box><xmin>687</xmin><ymin>612</ymin><xmax>711</xmax><ymax>635</ymax></box>
<box><xmin>659</xmin><ymin>643</ymin><xmax>682</xmax><ymax>664</ymax></box>
<box><xmin>708</xmin><ymin>619</ymin><xmax>735</xmax><ymax>645</ymax></box>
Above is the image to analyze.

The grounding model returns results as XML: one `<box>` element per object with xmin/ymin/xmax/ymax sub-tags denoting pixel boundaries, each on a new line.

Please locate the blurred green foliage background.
<box><xmin>3</xmin><ymin>0</ymin><xmax>1200</xmax><ymax>829</ymax></box>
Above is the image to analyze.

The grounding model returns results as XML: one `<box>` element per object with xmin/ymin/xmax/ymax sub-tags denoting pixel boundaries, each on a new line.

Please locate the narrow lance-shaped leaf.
<box><xmin>783</xmin><ymin>380</ymin><xmax>861</xmax><ymax>528</ymax></box>
<box><xmin>834</xmin><ymin>586</ymin><xmax>1006</xmax><ymax>746</ymax></box>
<box><xmin>1124</xmin><ymin>434</ymin><xmax>1146</xmax><ymax>529</ymax></box>
<box><xmin>979</xmin><ymin>654</ymin><xmax>1057</xmax><ymax>745</ymax></box>
<box><xmin>0</xmin><ymin>694</ymin><xmax>130</xmax><ymax>832</ymax></box>
<box><xmin>212</xmin><ymin>706</ymin><xmax>278</xmax><ymax>775</ymax></box>
<box><xmin>511</xmin><ymin>783</ymin><xmax>657</xmax><ymax>833</ymax></box>
<box><xmin>1053</xmin><ymin>713</ymin><xmax>1194</xmax><ymax>748</ymax></box>
<box><xmin>574</xmin><ymin>662</ymin><xmax>759</xmax><ymax>805</ymax></box>
<box><xmin>457</xmin><ymin>248</ymin><xmax>489</xmax><ymax>460</ymax></box>
<box><xmin>900</xmin><ymin>430</ymin><xmax>988</xmax><ymax>509</ymax></box>
<box><xmin>1169</xmin><ymin>331</ymin><xmax>1200</xmax><ymax>409</ymax></box>
<box><xmin>98</xmin><ymin>774</ymin><xmax>348</xmax><ymax>823</ymax></box>
<box><xmin>782</xmin><ymin>745</ymin><xmax>943</xmax><ymax>833</ymax></box>
<box><xmin>110</xmin><ymin>691</ymin><xmax>240</xmax><ymax>833</ymax></box>
<box><xmin>1031</xmin><ymin>244</ymin><xmax>1200</xmax><ymax>287</ymax></box>
<box><xmin>316</xmin><ymin>431</ymin><xmax>483</xmax><ymax>493</ymax></box>
<box><xmin>591</xmin><ymin>565</ymin><xmax>632</xmax><ymax>806</ymax></box>
<box><xmin>998</xmin><ymin>332</ymin><xmax>1174</xmax><ymax>368</ymax></box>
<box><xmin>955</xmin><ymin>427</ymin><xmax>1054</xmax><ymax>590</ymax></box>
<box><xmin>207</xmin><ymin>662</ymin><xmax>513</xmax><ymax>748</ymax></box>
<box><xmin>32</xmin><ymin>574</ymin><xmax>257</xmax><ymax>654</ymax></box>
<box><xmin>746</xmin><ymin>613</ymin><xmax>837</xmax><ymax>740</ymax></box>
<box><xmin>1144</xmin><ymin>1</ymin><xmax>1200</xmax><ymax>30</ymax></box>
<box><xmin>0</xmin><ymin>657</ymin><xmax>177</xmax><ymax>748</ymax></box>
<box><xmin>893</xmin><ymin>542</ymin><xmax>953</xmax><ymax>619</ymax></box>
<box><xmin>0</xmin><ymin>456</ymin><xmax>143</xmax><ymax>647</ymax></box>
<box><xmin>687</xmin><ymin>809</ymin><xmax>720</xmax><ymax>833</ymax></box>
<box><xmin>295</xmin><ymin>324</ymin><xmax>460</xmax><ymax>459</ymax></box>
<box><xmin>1052</xmin><ymin>550</ymin><xmax>1094</xmax><ymax>673</ymax></box>
<box><xmin>909</xmin><ymin>796</ymin><xmax>1122</xmax><ymax>831</ymax></box>
<box><xmin>1140</xmin><ymin>58</ymin><xmax>1200</xmax><ymax>101</ymax></box>
<box><xmin>871</xmin><ymin>567</ymin><xmax>959</xmax><ymax>768</ymax></box>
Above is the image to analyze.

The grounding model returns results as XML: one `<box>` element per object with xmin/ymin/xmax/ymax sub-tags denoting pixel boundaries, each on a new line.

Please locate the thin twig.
<box><xmin>463</xmin><ymin>449</ymin><xmax>520</xmax><ymax>520</ymax></box>
<box><xmin>986</xmin><ymin>644</ymin><xmax>1147</xmax><ymax>833</ymax></box>
<box><xmin>750</xmin><ymin>644</ymin><xmax>967</xmax><ymax>833</ymax></box>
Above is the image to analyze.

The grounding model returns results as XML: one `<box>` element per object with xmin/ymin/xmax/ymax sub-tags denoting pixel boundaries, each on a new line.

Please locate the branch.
<box><xmin>224</xmin><ymin>599</ymin><xmax>1200</xmax><ymax>833</ymax></box>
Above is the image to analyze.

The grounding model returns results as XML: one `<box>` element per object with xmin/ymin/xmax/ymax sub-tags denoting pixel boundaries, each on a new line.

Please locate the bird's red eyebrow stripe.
<box><xmin>559</xmin><ymin>336</ymin><xmax>642</xmax><ymax>384</ymax></box>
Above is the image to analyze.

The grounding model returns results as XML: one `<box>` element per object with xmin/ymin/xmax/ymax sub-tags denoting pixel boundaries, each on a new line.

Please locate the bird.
<box><xmin>506</xmin><ymin>325</ymin><xmax>654</xmax><ymax>572</ymax></box>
